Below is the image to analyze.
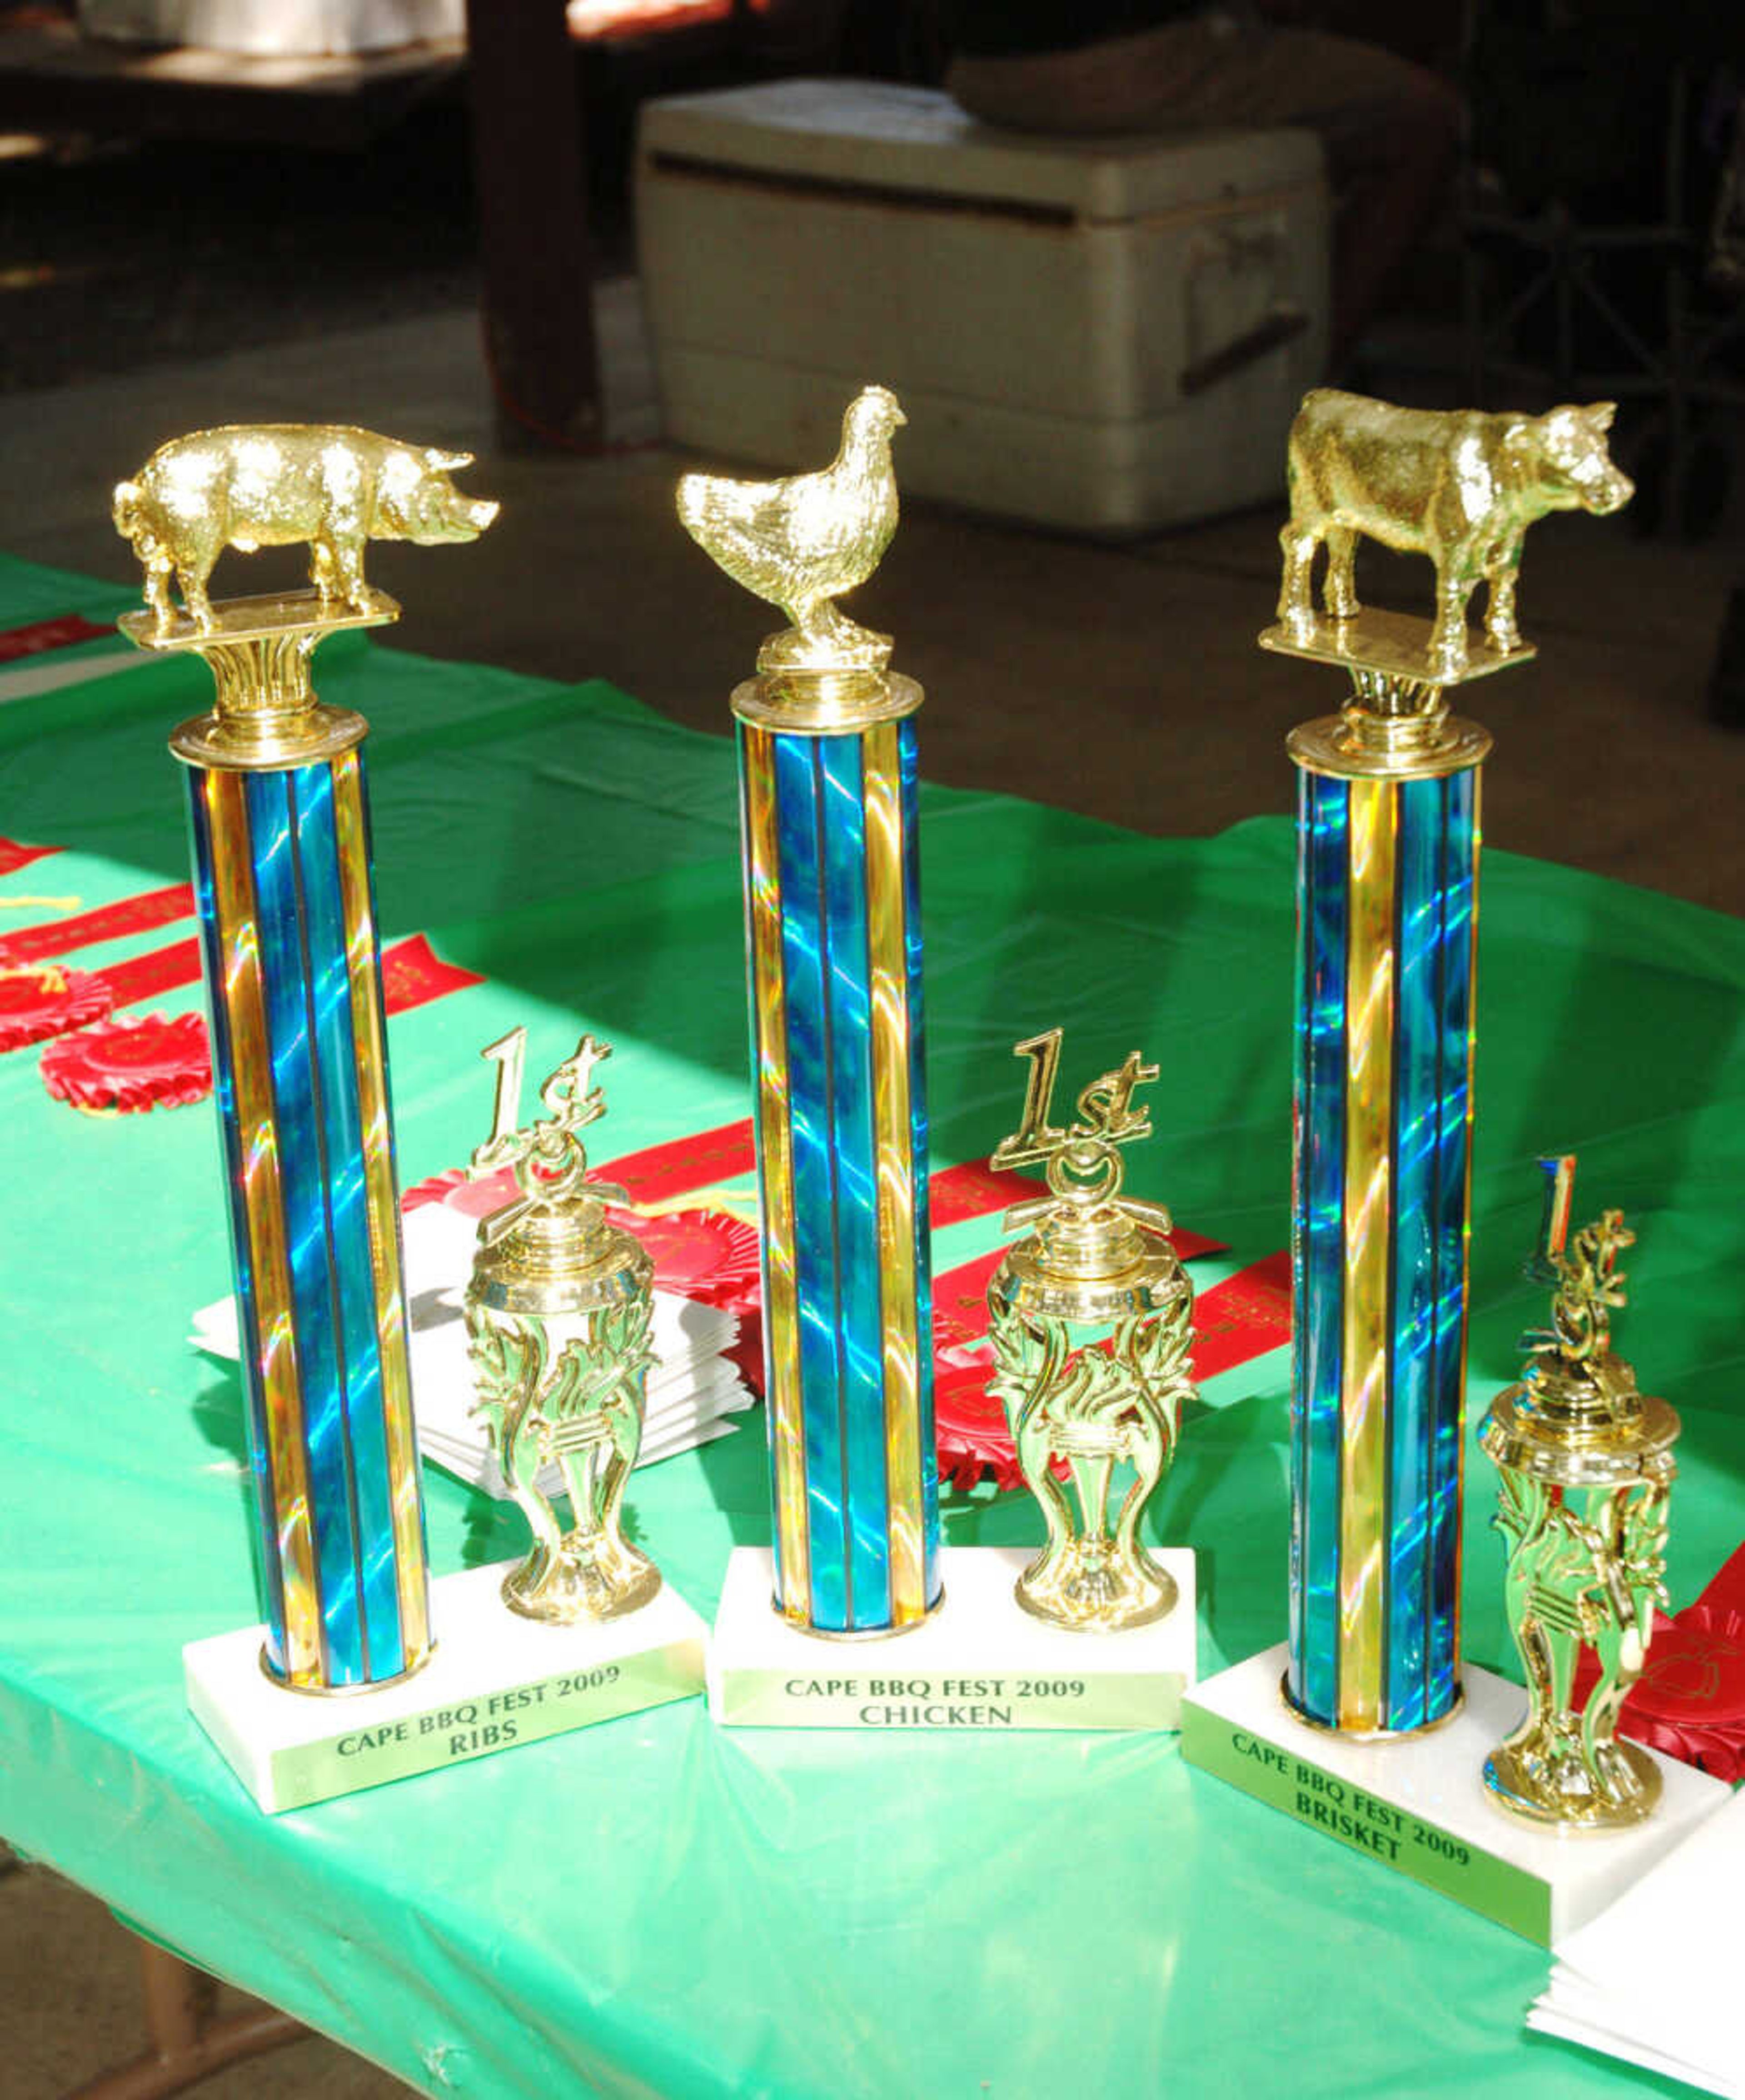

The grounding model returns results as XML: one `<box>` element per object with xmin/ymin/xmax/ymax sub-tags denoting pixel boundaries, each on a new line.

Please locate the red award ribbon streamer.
<box><xmin>0</xmin><ymin>845</ymin><xmax>484</xmax><ymax>1046</ymax></box>
<box><xmin>0</xmin><ymin>613</ymin><xmax>110</xmax><ymax>662</ymax></box>
<box><xmin>0</xmin><ymin>882</ymin><xmax>194</xmax><ymax>964</ymax></box>
<box><xmin>1570</xmin><ymin>1540</ymin><xmax>1745</xmax><ymax>1780</ymax></box>
<box><xmin>0</xmin><ymin>837</ymin><xmax>63</xmax><ymax>877</ymax></box>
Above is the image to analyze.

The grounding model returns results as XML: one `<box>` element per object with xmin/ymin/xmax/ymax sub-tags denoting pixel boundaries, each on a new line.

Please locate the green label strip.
<box><xmin>272</xmin><ymin>1641</ymin><xmax>705</xmax><ymax>1807</ymax></box>
<box><xmin>719</xmin><ymin>1669</ymin><xmax>1183</xmax><ymax>1732</ymax></box>
<box><xmin>1179</xmin><ymin>1698</ymin><xmax>1551</xmax><ymax>1945</ymax></box>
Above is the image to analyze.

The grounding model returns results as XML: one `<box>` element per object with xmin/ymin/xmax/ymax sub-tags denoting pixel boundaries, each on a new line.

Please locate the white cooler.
<box><xmin>77</xmin><ymin>0</ymin><xmax>461</xmax><ymax>55</ymax></box>
<box><xmin>636</xmin><ymin>79</ymin><xmax>1329</xmax><ymax>534</ymax></box>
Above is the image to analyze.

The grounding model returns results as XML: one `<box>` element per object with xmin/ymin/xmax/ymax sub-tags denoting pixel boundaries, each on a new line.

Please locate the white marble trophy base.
<box><xmin>708</xmin><ymin>1544</ymin><xmax>1196</xmax><ymax>1731</ymax></box>
<box><xmin>185</xmin><ymin>1560</ymin><xmax>708</xmax><ymax>1813</ymax></box>
<box><xmin>1182</xmin><ymin>1642</ymin><xmax>1733</xmax><ymax>1946</ymax></box>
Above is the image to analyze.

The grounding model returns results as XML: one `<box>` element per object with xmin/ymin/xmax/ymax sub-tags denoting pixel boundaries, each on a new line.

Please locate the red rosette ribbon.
<box><xmin>934</xmin><ymin>1353</ymin><xmax>1026</xmax><ymax>1493</ymax></box>
<box><xmin>0</xmin><ymin>964</ymin><xmax>112</xmax><ymax>1052</ymax></box>
<box><xmin>1570</xmin><ymin>1601</ymin><xmax>1745</xmax><ymax>1783</ymax></box>
<box><xmin>40</xmin><ymin>1010</ymin><xmax>211</xmax><ymax>1112</ymax></box>
<box><xmin>602</xmin><ymin>1204</ymin><xmax>762</xmax><ymax>1313</ymax></box>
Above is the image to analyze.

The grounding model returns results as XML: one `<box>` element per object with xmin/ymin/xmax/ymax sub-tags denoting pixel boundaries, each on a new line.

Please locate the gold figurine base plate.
<box><xmin>708</xmin><ymin>1544</ymin><xmax>1196</xmax><ymax>1732</ymax></box>
<box><xmin>120</xmin><ymin>585</ymin><xmax>400</xmax><ymax>655</ymax></box>
<box><xmin>1259</xmin><ymin>608</ymin><xmax>1535</xmax><ymax>687</ymax></box>
<box><xmin>1182</xmin><ymin>1644</ymin><xmax>1729</xmax><ymax>1947</ymax></box>
<box><xmin>185</xmin><ymin>1558</ymin><xmax>707</xmax><ymax>1813</ymax></box>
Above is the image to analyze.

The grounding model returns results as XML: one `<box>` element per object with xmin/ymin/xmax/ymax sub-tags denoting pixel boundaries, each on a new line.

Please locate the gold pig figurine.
<box><xmin>114</xmin><ymin>423</ymin><xmax>498</xmax><ymax>636</ymax></box>
<box><xmin>1276</xmin><ymin>389</ymin><xmax>1631</xmax><ymax>679</ymax></box>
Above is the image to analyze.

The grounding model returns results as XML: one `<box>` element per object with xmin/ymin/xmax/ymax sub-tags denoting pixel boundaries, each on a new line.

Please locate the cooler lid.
<box><xmin>639</xmin><ymin>78</ymin><xmax>1322</xmax><ymax>222</ymax></box>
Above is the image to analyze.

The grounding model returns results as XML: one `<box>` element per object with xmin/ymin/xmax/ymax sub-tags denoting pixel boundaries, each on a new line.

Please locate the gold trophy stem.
<box><xmin>129</xmin><ymin>589</ymin><xmax>394</xmax><ymax>775</ymax></box>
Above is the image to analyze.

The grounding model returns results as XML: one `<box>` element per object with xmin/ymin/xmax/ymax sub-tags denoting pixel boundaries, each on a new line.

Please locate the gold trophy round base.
<box><xmin>502</xmin><ymin>1546</ymin><xmax>662</xmax><ymax>1627</ymax></box>
<box><xmin>1278</xmin><ymin>1673</ymin><xmax>1466</xmax><ymax>1743</ymax></box>
<box><xmin>1016</xmin><ymin>1548</ymin><xmax>1177</xmax><ymax>1634</ymax></box>
<box><xmin>1483</xmin><ymin>1737</ymin><xmax>1662</xmax><ymax>1833</ymax></box>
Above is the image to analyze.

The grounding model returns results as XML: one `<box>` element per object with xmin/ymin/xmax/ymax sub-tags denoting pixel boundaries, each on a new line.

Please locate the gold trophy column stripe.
<box><xmin>1339</xmin><ymin>776</ymin><xmax>1396</xmax><ymax>1730</ymax></box>
<box><xmin>1450</xmin><ymin>772</ymin><xmax>1482</xmax><ymax>1671</ymax></box>
<box><xmin>206</xmin><ymin>769</ymin><xmax>323</xmax><ymax>1682</ymax></box>
<box><xmin>743</xmin><ymin>729</ymin><xmax>809</xmax><ymax>1609</ymax></box>
<box><xmin>332</xmin><ymin>753</ymin><xmax>430</xmax><ymax>1663</ymax></box>
<box><xmin>863</xmin><ymin>722</ymin><xmax>925</xmax><ymax>1625</ymax></box>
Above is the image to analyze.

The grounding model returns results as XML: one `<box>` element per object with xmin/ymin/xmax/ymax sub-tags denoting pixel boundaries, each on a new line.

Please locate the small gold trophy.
<box><xmin>984</xmin><ymin>1029</ymin><xmax>1197</xmax><ymax>1632</ymax></box>
<box><xmin>464</xmin><ymin>1028</ymin><xmax>662</xmax><ymax>1625</ymax></box>
<box><xmin>1480</xmin><ymin>1157</ymin><xmax>1679</xmax><ymax>1829</ymax></box>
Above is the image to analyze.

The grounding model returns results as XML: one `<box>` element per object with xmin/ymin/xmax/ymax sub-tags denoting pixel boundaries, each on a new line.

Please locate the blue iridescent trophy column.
<box><xmin>678</xmin><ymin>385</ymin><xmax>941</xmax><ymax>1637</ymax></box>
<box><xmin>1256</xmin><ymin>387</ymin><xmax>1635</xmax><ymax>1734</ymax></box>
<box><xmin>114</xmin><ymin>424</ymin><xmax>499</xmax><ymax>1692</ymax></box>
<box><xmin>1279</xmin><ymin>652</ymin><xmax>1490</xmax><ymax>1734</ymax></box>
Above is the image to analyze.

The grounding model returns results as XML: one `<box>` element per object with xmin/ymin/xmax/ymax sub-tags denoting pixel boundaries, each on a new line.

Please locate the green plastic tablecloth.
<box><xmin>1</xmin><ymin>553</ymin><xmax>1740</xmax><ymax>2098</ymax></box>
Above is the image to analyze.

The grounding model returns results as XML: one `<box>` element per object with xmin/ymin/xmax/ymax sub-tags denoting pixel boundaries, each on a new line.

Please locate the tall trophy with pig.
<box><xmin>118</xmin><ymin>424</ymin><xmax>703</xmax><ymax>1813</ymax></box>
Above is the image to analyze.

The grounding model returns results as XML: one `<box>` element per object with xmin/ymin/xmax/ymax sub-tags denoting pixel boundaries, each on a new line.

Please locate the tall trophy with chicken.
<box><xmin>678</xmin><ymin>385</ymin><xmax>941</xmax><ymax>1645</ymax></box>
<box><xmin>686</xmin><ymin>390</ymin><xmax>1198</xmax><ymax>1733</ymax></box>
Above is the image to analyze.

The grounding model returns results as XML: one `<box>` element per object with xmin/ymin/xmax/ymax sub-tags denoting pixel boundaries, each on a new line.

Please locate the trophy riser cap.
<box><xmin>170</xmin><ymin>704</ymin><xmax>368</xmax><ymax>773</ymax></box>
<box><xmin>1288</xmin><ymin>710</ymin><xmax>1492</xmax><ymax>782</ymax></box>
<box><xmin>732</xmin><ymin>669</ymin><xmax>922</xmax><ymax>736</ymax></box>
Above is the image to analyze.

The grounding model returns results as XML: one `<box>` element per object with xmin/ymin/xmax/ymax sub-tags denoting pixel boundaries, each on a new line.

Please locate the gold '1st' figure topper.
<box><xmin>984</xmin><ymin>1030</ymin><xmax>1197</xmax><ymax>1632</ymax></box>
<box><xmin>463</xmin><ymin>1030</ymin><xmax>662</xmax><ymax>1626</ymax></box>
<box><xmin>1479</xmin><ymin>1157</ymin><xmax>1680</xmax><ymax>1830</ymax></box>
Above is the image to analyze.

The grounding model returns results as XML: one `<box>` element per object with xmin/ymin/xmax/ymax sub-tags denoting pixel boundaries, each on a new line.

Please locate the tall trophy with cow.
<box><xmin>1264</xmin><ymin>389</ymin><xmax>1630</xmax><ymax>1740</ymax></box>
<box><xmin>1178</xmin><ymin>391</ymin><xmax>1732</xmax><ymax>1940</ymax></box>
<box><xmin>121</xmin><ymin>425</ymin><xmax>704</xmax><ymax>1811</ymax></box>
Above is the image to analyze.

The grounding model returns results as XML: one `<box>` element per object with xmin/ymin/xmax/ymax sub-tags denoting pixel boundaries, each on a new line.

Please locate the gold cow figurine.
<box><xmin>1276</xmin><ymin>389</ymin><xmax>1632</xmax><ymax>679</ymax></box>
<box><xmin>113</xmin><ymin>423</ymin><xmax>499</xmax><ymax>636</ymax></box>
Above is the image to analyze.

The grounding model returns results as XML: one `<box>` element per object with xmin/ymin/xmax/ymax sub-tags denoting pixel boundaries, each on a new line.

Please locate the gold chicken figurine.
<box><xmin>676</xmin><ymin>383</ymin><xmax>906</xmax><ymax>674</ymax></box>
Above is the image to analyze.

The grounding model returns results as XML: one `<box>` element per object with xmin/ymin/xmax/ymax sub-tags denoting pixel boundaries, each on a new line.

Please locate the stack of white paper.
<box><xmin>1530</xmin><ymin>1787</ymin><xmax>1745</xmax><ymax>2097</ymax></box>
<box><xmin>190</xmin><ymin>1200</ymin><xmax>755</xmax><ymax>1501</ymax></box>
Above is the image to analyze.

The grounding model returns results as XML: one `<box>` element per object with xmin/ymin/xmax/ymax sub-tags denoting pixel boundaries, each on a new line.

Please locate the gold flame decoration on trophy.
<box><xmin>984</xmin><ymin>1029</ymin><xmax>1198</xmax><ymax>1632</ymax></box>
<box><xmin>1479</xmin><ymin>1156</ymin><xmax>1680</xmax><ymax>1830</ymax></box>
<box><xmin>464</xmin><ymin>1029</ymin><xmax>662</xmax><ymax>1625</ymax></box>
